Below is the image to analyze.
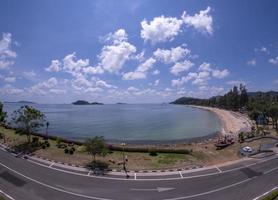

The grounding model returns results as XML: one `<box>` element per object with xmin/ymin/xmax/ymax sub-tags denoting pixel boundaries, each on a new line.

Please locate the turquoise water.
<box><xmin>3</xmin><ymin>103</ymin><xmax>221</xmax><ymax>142</ymax></box>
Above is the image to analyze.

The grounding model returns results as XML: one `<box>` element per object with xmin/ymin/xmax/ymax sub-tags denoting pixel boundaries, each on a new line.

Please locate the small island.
<box><xmin>72</xmin><ymin>100</ymin><xmax>103</xmax><ymax>105</ymax></box>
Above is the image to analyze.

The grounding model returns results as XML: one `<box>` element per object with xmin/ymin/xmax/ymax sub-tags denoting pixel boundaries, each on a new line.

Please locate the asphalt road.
<box><xmin>0</xmin><ymin>149</ymin><xmax>277</xmax><ymax>200</ymax></box>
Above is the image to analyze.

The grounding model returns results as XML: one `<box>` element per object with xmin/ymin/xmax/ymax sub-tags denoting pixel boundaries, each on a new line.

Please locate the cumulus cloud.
<box><xmin>152</xmin><ymin>69</ymin><xmax>160</xmax><ymax>75</ymax></box>
<box><xmin>154</xmin><ymin>79</ymin><xmax>160</xmax><ymax>86</ymax></box>
<box><xmin>153</xmin><ymin>45</ymin><xmax>190</xmax><ymax>64</ymax></box>
<box><xmin>63</xmin><ymin>52</ymin><xmax>90</xmax><ymax>76</ymax></box>
<box><xmin>269</xmin><ymin>56</ymin><xmax>278</xmax><ymax>65</ymax></box>
<box><xmin>182</xmin><ymin>7</ymin><xmax>213</xmax><ymax>34</ymax></box>
<box><xmin>29</xmin><ymin>77</ymin><xmax>58</xmax><ymax>95</ymax></box>
<box><xmin>3</xmin><ymin>76</ymin><xmax>16</xmax><ymax>83</ymax></box>
<box><xmin>0</xmin><ymin>33</ymin><xmax>17</xmax><ymax>69</ymax></box>
<box><xmin>122</xmin><ymin>57</ymin><xmax>156</xmax><ymax>80</ymax></box>
<box><xmin>98</xmin><ymin>29</ymin><xmax>136</xmax><ymax>73</ymax></box>
<box><xmin>247</xmin><ymin>59</ymin><xmax>256</xmax><ymax>66</ymax></box>
<box><xmin>127</xmin><ymin>86</ymin><xmax>139</xmax><ymax>92</ymax></box>
<box><xmin>226</xmin><ymin>80</ymin><xmax>246</xmax><ymax>85</ymax></box>
<box><xmin>45</xmin><ymin>60</ymin><xmax>61</xmax><ymax>72</ymax></box>
<box><xmin>0</xmin><ymin>85</ymin><xmax>24</xmax><ymax>95</ymax></box>
<box><xmin>122</xmin><ymin>71</ymin><xmax>146</xmax><ymax>80</ymax></box>
<box><xmin>198</xmin><ymin>62</ymin><xmax>211</xmax><ymax>71</ymax></box>
<box><xmin>141</xmin><ymin>16</ymin><xmax>183</xmax><ymax>44</ymax></box>
<box><xmin>211</xmin><ymin>69</ymin><xmax>229</xmax><ymax>79</ymax></box>
<box><xmin>23</xmin><ymin>70</ymin><xmax>36</xmax><ymax>80</ymax></box>
<box><xmin>95</xmin><ymin>80</ymin><xmax>117</xmax><ymax>89</ymax></box>
<box><xmin>170</xmin><ymin>60</ymin><xmax>194</xmax><ymax>75</ymax></box>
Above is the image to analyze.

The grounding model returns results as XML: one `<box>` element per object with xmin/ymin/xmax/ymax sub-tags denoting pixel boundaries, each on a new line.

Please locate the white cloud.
<box><xmin>141</xmin><ymin>16</ymin><xmax>183</xmax><ymax>44</ymax></box>
<box><xmin>49</xmin><ymin>89</ymin><xmax>66</xmax><ymax>95</ymax></box>
<box><xmin>198</xmin><ymin>86</ymin><xmax>224</xmax><ymax>96</ymax></box>
<box><xmin>72</xmin><ymin>76</ymin><xmax>92</xmax><ymax>90</ymax></box>
<box><xmin>45</xmin><ymin>60</ymin><xmax>61</xmax><ymax>72</ymax></box>
<box><xmin>3</xmin><ymin>76</ymin><xmax>16</xmax><ymax>83</ymax></box>
<box><xmin>152</xmin><ymin>69</ymin><xmax>160</xmax><ymax>75</ymax></box>
<box><xmin>170</xmin><ymin>60</ymin><xmax>194</xmax><ymax>75</ymax></box>
<box><xmin>269</xmin><ymin>56</ymin><xmax>278</xmax><ymax>65</ymax></box>
<box><xmin>98</xmin><ymin>29</ymin><xmax>136</xmax><ymax>73</ymax></box>
<box><xmin>211</xmin><ymin>69</ymin><xmax>229</xmax><ymax>79</ymax></box>
<box><xmin>63</xmin><ymin>52</ymin><xmax>89</xmax><ymax>76</ymax></box>
<box><xmin>136</xmin><ymin>57</ymin><xmax>156</xmax><ymax>72</ymax></box>
<box><xmin>255</xmin><ymin>46</ymin><xmax>269</xmax><ymax>54</ymax></box>
<box><xmin>226</xmin><ymin>80</ymin><xmax>246</xmax><ymax>85</ymax></box>
<box><xmin>104</xmin><ymin>29</ymin><xmax>128</xmax><ymax>44</ymax></box>
<box><xmin>0</xmin><ymin>33</ymin><xmax>17</xmax><ymax>69</ymax></box>
<box><xmin>198</xmin><ymin>62</ymin><xmax>211</xmax><ymax>71</ymax></box>
<box><xmin>23</xmin><ymin>70</ymin><xmax>36</xmax><ymax>80</ymax></box>
<box><xmin>273</xmin><ymin>79</ymin><xmax>278</xmax><ymax>84</ymax></box>
<box><xmin>122</xmin><ymin>57</ymin><xmax>156</xmax><ymax>80</ymax></box>
<box><xmin>153</xmin><ymin>46</ymin><xmax>190</xmax><ymax>64</ymax></box>
<box><xmin>84</xmin><ymin>87</ymin><xmax>103</xmax><ymax>93</ymax></box>
<box><xmin>83</xmin><ymin>66</ymin><xmax>104</xmax><ymax>75</ymax></box>
<box><xmin>127</xmin><ymin>86</ymin><xmax>139</xmax><ymax>92</ymax></box>
<box><xmin>182</xmin><ymin>7</ymin><xmax>213</xmax><ymax>34</ymax></box>
<box><xmin>154</xmin><ymin>79</ymin><xmax>160</xmax><ymax>86</ymax></box>
<box><xmin>171</xmin><ymin>74</ymin><xmax>194</xmax><ymax>87</ymax></box>
<box><xmin>192</xmin><ymin>71</ymin><xmax>210</xmax><ymax>85</ymax></box>
<box><xmin>0</xmin><ymin>85</ymin><xmax>23</xmax><ymax>95</ymax></box>
<box><xmin>122</xmin><ymin>71</ymin><xmax>146</xmax><ymax>80</ymax></box>
<box><xmin>95</xmin><ymin>80</ymin><xmax>117</xmax><ymax>89</ymax></box>
<box><xmin>29</xmin><ymin>77</ymin><xmax>58</xmax><ymax>95</ymax></box>
<box><xmin>247</xmin><ymin>59</ymin><xmax>256</xmax><ymax>66</ymax></box>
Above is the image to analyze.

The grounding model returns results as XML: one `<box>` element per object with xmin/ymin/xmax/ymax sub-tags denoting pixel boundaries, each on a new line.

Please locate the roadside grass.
<box><xmin>262</xmin><ymin>190</ymin><xmax>278</xmax><ymax>200</ymax></box>
<box><xmin>1</xmin><ymin>126</ymin><xmax>277</xmax><ymax>170</ymax></box>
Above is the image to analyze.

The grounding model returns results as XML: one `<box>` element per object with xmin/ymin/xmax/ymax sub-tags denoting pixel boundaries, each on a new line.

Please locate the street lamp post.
<box><xmin>121</xmin><ymin>142</ymin><xmax>129</xmax><ymax>178</ymax></box>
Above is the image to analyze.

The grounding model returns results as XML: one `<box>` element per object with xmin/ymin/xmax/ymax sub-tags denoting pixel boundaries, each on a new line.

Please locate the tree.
<box><xmin>85</xmin><ymin>136</ymin><xmax>108</xmax><ymax>169</ymax></box>
<box><xmin>0</xmin><ymin>102</ymin><xmax>7</xmax><ymax>125</ymax></box>
<box><xmin>12</xmin><ymin>106</ymin><xmax>46</xmax><ymax>144</ymax></box>
<box><xmin>268</xmin><ymin>105</ymin><xmax>278</xmax><ymax>131</ymax></box>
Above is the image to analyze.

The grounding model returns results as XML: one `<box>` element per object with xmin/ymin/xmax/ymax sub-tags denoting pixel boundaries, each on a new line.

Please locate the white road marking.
<box><xmin>87</xmin><ymin>170</ymin><xmax>91</xmax><ymax>176</ymax></box>
<box><xmin>1</xmin><ymin>159</ymin><xmax>278</xmax><ymax>200</ymax></box>
<box><xmin>134</xmin><ymin>173</ymin><xmax>137</xmax><ymax>180</ymax></box>
<box><xmin>49</xmin><ymin>162</ymin><xmax>55</xmax><ymax>168</ymax></box>
<box><xmin>24</xmin><ymin>154</ymin><xmax>278</xmax><ymax>181</ymax></box>
<box><xmin>0</xmin><ymin>189</ymin><xmax>15</xmax><ymax>200</ymax></box>
<box><xmin>252</xmin><ymin>186</ymin><xmax>278</xmax><ymax>200</ymax></box>
<box><xmin>0</xmin><ymin>162</ymin><xmax>111</xmax><ymax>200</ymax></box>
<box><xmin>179</xmin><ymin>171</ymin><xmax>183</xmax><ymax>178</ymax></box>
<box><xmin>215</xmin><ymin>166</ymin><xmax>222</xmax><ymax>173</ymax></box>
<box><xmin>163</xmin><ymin>178</ymin><xmax>253</xmax><ymax>200</ymax></box>
<box><xmin>131</xmin><ymin>187</ymin><xmax>175</xmax><ymax>192</ymax></box>
<box><xmin>264</xmin><ymin>166</ymin><xmax>278</xmax><ymax>174</ymax></box>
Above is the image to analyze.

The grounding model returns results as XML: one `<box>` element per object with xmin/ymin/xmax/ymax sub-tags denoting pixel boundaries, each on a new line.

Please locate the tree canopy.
<box><xmin>12</xmin><ymin>105</ymin><xmax>46</xmax><ymax>143</ymax></box>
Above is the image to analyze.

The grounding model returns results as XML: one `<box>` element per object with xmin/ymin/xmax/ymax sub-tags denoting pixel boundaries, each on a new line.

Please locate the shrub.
<box><xmin>77</xmin><ymin>145</ymin><xmax>87</xmax><ymax>153</ymax></box>
<box><xmin>64</xmin><ymin>148</ymin><xmax>69</xmax><ymax>154</ymax></box>
<box><xmin>149</xmin><ymin>151</ymin><xmax>158</xmax><ymax>156</ymax></box>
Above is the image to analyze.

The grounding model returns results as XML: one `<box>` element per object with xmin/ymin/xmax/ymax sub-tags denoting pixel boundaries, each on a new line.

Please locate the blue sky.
<box><xmin>0</xmin><ymin>0</ymin><xmax>278</xmax><ymax>103</ymax></box>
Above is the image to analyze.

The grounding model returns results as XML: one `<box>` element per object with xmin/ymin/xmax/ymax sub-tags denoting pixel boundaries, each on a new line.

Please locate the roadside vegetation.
<box><xmin>0</xmin><ymin>85</ymin><xmax>278</xmax><ymax>170</ymax></box>
<box><xmin>262</xmin><ymin>190</ymin><xmax>278</xmax><ymax>200</ymax></box>
<box><xmin>172</xmin><ymin>85</ymin><xmax>278</xmax><ymax>133</ymax></box>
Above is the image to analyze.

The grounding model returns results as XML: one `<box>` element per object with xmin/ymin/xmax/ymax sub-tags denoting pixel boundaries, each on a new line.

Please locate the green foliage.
<box><xmin>172</xmin><ymin>84</ymin><xmax>249</xmax><ymax>110</ymax></box>
<box><xmin>11</xmin><ymin>105</ymin><xmax>46</xmax><ymax>144</ymax></box>
<box><xmin>0</xmin><ymin>102</ymin><xmax>7</xmax><ymax>124</ymax></box>
<box><xmin>85</xmin><ymin>136</ymin><xmax>108</xmax><ymax>164</ymax></box>
<box><xmin>262</xmin><ymin>190</ymin><xmax>278</xmax><ymax>200</ymax></box>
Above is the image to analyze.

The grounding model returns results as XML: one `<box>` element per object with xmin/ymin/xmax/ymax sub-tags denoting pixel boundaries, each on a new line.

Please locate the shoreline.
<box><xmin>189</xmin><ymin>105</ymin><xmax>252</xmax><ymax>137</ymax></box>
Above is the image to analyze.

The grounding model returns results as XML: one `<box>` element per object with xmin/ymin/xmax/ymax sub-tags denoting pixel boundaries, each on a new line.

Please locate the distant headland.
<box><xmin>72</xmin><ymin>100</ymin><xmax>103</xmax><ymax>105</ymax></box>
<box><xmin>4</xmin><ymin>101</ymin><xmax>36</xmax><ymax>104</ymax></box>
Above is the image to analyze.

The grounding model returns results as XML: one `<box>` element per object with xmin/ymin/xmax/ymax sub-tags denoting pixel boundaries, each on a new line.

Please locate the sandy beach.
<box><xmin>191</xmin><ymin>106</ymin><xmax>253</xmax><ymax>136</ymax></box>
